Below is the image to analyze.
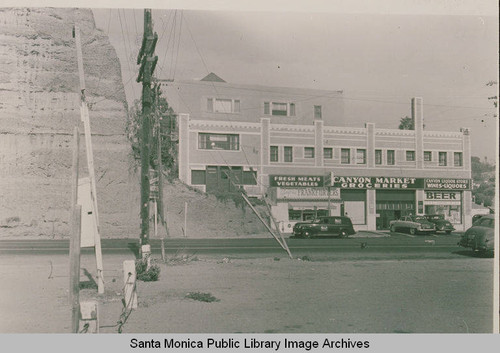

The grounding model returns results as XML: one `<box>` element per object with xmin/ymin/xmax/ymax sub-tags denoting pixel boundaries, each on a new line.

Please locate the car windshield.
<box><xmin>414</xmin><ymin>216</ymin><xmax>426</xmax><ymax>221</ymax></box>
<box><xmin>428</xmin><ymin>215</ymin><xmax>443</xmax><ymax>220</ymax></box>
<box><xmin>477</xmin><ymin>218</ymin><xmax>495</xmax><ymax>228</ymax></box>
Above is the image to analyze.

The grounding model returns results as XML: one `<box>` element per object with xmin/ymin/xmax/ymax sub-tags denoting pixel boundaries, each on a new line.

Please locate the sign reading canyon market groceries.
<box><xmin>332</xmin><ymin>176</ymin><xmax>424</xmax><ymax>189</ymax></box>
<box><xmin>270</xmin><ymin>175</ymin><xmax>324</xmax><ymax>187</ymax></box>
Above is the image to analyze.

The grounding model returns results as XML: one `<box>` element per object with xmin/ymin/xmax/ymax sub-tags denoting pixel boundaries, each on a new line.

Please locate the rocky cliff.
<box><xmin>0</xmin><ymin>7</ymin><xmax>267</xmax><ymax>239</ymax></box>
<box><xmin>0</xmin><ymin>7</ymin><xmax>138</xmax><ymax>238</ymax></box>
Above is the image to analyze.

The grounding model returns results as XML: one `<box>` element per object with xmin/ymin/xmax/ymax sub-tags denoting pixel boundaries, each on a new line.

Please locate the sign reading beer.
<box><xmin>332</xmin><ymin>176</ymin><xmax>424</xmax><ymax>189</ymax></box>
<box><xmin>270</xmin><ymin>175</ymin><xmax>324</xmax><ymax>187</ymax></box>
<box><xmin>277</xmin><ymin>187</ymin><xmax>341</xmax><ymax>200</ymax></box>
<box><xmin>425</xmin><ymin>191</ymin><xmax>462</xmax><ymax>200</ymax></box>
<box><xmin>424</xmin><ymin>178</ymin><xmax>471</xmax><ymax>190</ymax></box>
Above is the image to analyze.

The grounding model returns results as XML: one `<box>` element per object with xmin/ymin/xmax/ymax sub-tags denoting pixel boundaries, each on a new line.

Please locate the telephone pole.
<box><xmin>137</xmin><ymin>9</ymin><xmax>158</xmax><ymax>246</ymax></box>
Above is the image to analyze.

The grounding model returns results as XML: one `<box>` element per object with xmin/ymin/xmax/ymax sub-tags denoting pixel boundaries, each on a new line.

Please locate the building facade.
<box><xmin>170</xmin><ymin>76</ymin><xmax>472</xmax><ymax>232</ymax></box>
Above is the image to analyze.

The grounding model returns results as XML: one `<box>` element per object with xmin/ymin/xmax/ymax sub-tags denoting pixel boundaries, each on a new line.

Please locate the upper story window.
<box><xmin>341</xmin><ymin>148</ymin><xmax>350</xmax><ymax>164</ymax></box>
<box><xmin>284</xmin><ymin>146</ymin><xmax>293</xmax><ymax>162</ymax></box>
<box><xmin>264</xmin><ymin>101</ymin><xmax>296</xmax><ymax>117</ymax></box>
<box><xmin>439</xmin><ymin>152</ymin><xmax>447</xmax><ymax>166</ymax></box>
<box><xmin>454</xmin><ymin>152</ymin><xmax>463</xmax><ymax>167</ymax></box>
<box><xmin>406</xmin><ymin>150</ymin><xmax>415</xmax><ymax>162</ymax></box>
<box><xmin>207</xmin><ymin>98</ymin><xmax>240</xmax><ymax>113</ymax></box>
<box><xmin>424</xmin><ymin>151</ymin><xmax>432</xmax><ymax>162</ymax></box>
<box><xmin>375</xmin><ymin>150</ymin><xmax>382</xmax><ymax>165</ymax></box>
<box><xmin>314</xmin><ymin>105</ymin><xmax>322</xmax><ymax>119</ymax></box>
<box><xmin>304</xmin><ymin>147</ymin><xmax>315</xmax><ymax>158</ymax></box>
<box><xmin>198</xmin><ymin>133</ymin><xmax>239</xmax><ymax>150</ymax></box>
<box><xmin>387</xmin><ymin>150</ymin><xmax>395</xmax><ymax>165</ymax></box>
<box><xmin>270</xmin><ymin>146</ymin><xmax>278</xmax><ymax>162</ymax></box>
<box><xmin>324</xmin><ymin>147</ymin><xmax>333</xmax><ymax>159</ymax></box>
<box><xmin>356</xmin><ymin>149</ymin><xmax>366</xmax><ymax>164</ymax></box>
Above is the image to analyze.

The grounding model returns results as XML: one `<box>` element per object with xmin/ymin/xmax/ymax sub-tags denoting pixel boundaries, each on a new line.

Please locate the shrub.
<box><xmin>135</xmin><ymin>258</ymin><xmax>161</xmax><ymax>282</ymax></box>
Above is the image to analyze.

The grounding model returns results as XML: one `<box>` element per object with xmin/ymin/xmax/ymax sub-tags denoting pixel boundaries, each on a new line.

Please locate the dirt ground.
<box><xmin>0</xmin><ymin>251</ymin><xmax>494</xmax><ymax>334</ymax></box>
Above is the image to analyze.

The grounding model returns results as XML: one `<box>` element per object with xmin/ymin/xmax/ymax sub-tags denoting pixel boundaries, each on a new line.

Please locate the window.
<box><xmin>314</xmin><ymin>105</ymin><xmax>322</xmax><ymax>119</ymax></box>
<box><xmin>387</xmin><ymin>150</ymin><xmax>395</xmax><ymax>165</ymax></box>
<box><xmin>424</xmin><ymin>151</ymin><xmax>432</xmax><ymax>162</ymax></box>
<box><xmin>341</xmin><ymin>148</ymin><xmax>350</xmax><ymax>164</ymax></box>
<box><xmin>375</xmin><ymin>150</ymin><xmax>382</xmax><ymax>165</ymax></box>
<box><xmin>270</xmin><ymin>146</ymin><xmax>278</xmax><ymax>162</ymax></box>
<box><xmin>284</xmin><ymin>146</ymin><xmax>293</xmax><ymax>162</ymax></box>
<box><xmin>439</xmin><ymin>152</ymin><xmax>447</xmax><ymax>166</ymax></box>
<box><xmin>264</xmin><ymin>102</ymin><xmax>270</xmax><ymax>115</ymax></box>
<box><xmin>406</xmin><ymin>150</ymin><xmax>415</xmax><ymax>162</ymax></box>
<box><xmin>207</xmin><ymin>98</ymin><xmax>240</xmax><ymax>113</ymax></box>
<box><xmin>454</xmin><ymin>152</ymin><xmax>463</xmax><ymax>167</ymax></box>
<box><xmin>198</xmin><ymin>133</ymin><xmax>239</xmax><ymax>150</ymax></box>
<box><xmin>304</xmin><ymin>147</ymin><xmax>315</xmax><ymax>158</ymax></box>
<box><xmin>323</xmin><ymin>147</ymin><xmax>333</xmax><ymax>159</ymax></box>
<box><xmin>264</xmin><ymin>101</ymin><xmax>296</xmax><ymax>116</ymax></box>
<box><xmin>356</xmin><ymin>149</ymin><xmax>366</xmax><ymax>164</ymax></box>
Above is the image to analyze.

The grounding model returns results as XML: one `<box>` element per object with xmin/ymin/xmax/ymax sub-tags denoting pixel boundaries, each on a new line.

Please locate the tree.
<box><xmin>126</xmin><ymin>93</ymin><xmax>178</xmax><ymax>178</ymax></box>
<box><xmin>398</xmin><ymin>116</ymin><xmax>414</xmax><ymax>130</ymax></box>
<box><xmin>486</xmin><ymin>81</ymin><xmax>498</xmax><ymax>117</ymax></box>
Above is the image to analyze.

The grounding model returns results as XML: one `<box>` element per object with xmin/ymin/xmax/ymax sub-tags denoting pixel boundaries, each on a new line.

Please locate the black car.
<box><xmin>293</xmin><ymin>216</ymin><xmax>356</xmax><ymax>238</ymax></box>
<box><xmin>424</xmin><ymin>214</ymin><xmax>455</xmax><ymax>234</ymax></box>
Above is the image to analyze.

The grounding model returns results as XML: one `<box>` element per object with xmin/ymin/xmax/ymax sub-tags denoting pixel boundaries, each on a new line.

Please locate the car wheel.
<box><xmin>339</xmin><ymin>230</ymin><xmax>347</xmax><ymax>238</ymax></box>
<box><xmin>445</xmin><ymin>230</ymin><xmax>452</xmax><ymax>234</ymax></box>
<box><xmin>409</xmin><ymin>228</ymin><xmax>416</xmax><ymax>235</ymax></box>
<box><xmin>304</xmin><ymin>231</ymin><xmax>311</xmax><ymax>239</ymax></box>
<box><xmin>390</xmin><ymin>225</ymin><xmax>396</xmax><ymax>233</ymax></box>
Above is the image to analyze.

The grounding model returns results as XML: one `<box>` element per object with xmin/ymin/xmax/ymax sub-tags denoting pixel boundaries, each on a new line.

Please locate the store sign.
<box><xmin>270</xmin><ymin>175</ymin><xmax>324</xmax><ymax>187</ymax></box>
<box><xmin>332</xmin><ymin>176</ymin><xmax>424</xmax><ymax>189</ymax></box>
<box><xmin>277</xmin><ymin>187</ymin><xmax>341</xmax><ymax>200</ymax></box>
<box><xmin>424</xmin><ymin>178</ymin><xmax>471</xmax><ymax>190</ymax></box>
<box><xmin>425</xmin><ymin>191</ymin><xmax>462</xmax><ymax>201</ymax></box>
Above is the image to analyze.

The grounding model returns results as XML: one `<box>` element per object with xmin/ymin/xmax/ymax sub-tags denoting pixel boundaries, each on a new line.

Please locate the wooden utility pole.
<box><xmin>74</xmin><ymin>26</ymin><xmax>104</xmax><ymax>294</ymax></box>
<box><xmin>137</xmin><ymin>9</ymin><xmax>158</xmax><ymax>246</ymax></box>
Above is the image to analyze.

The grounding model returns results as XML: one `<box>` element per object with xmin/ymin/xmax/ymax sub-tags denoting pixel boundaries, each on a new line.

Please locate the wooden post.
<box><xmin>123</xmin><ymin>260</ymin><xmax>138</xmax><ymax>310</ymax></box>
<box><xmin>70</xmin><ymin>205</ymin><xmax>82</xmax><ymax>333</ymax></box>
<box><xmin>327</xmin><ymin>186</ymin><xmax>331</xmax><ymax>216</ymax></box>
<box><xmin>183</xmin><ymin>201</ymin><xmax>187</xmax><ymax>237</ymax></box>
<box><xmin>79</xmin><ymin>301</ymin><xmax>99</xmax><ymax>333</ymax></box>
<box><xmin>74</xmin><ymin>25</ymin><xmax>104</xmax><ymax>294</ymax></box>
<box><xmin>69</xmin><ymin>128</ymin><xmax>81</xmax><ymax>333</ymax></box>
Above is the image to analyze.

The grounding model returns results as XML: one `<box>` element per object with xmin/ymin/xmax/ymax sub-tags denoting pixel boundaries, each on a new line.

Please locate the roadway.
<box><xmin>0</xmin><ymin>231</ymin><xmax>484</xmax><ymax>260</ymax></box>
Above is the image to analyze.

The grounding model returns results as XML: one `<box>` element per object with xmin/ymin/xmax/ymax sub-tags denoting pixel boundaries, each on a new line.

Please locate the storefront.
<box><xmin>376</xmin><ymin>190</ymin><xmax>416</xmax><ymax>229</ymax></box>
<box><xmin>423</xmin><ymin>178</ymin><xmax>471</xmax><ymax>225</ymax></box>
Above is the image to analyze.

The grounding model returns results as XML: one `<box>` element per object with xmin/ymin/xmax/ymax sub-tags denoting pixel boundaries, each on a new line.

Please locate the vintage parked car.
<box><xmin>292</xmin><ymin>216</ymin><xmax>356</xmax><ymax>238</ymax></box>
<box><xmin>458</xmin><ymin>214</ymin><xmax>495</xmax><ymax>254</ymax></box>
<box><xmin>389</xmin><ymin>215</ymin><xmax>436</xmax><ymax>235</ymax></box>
<box><xmin>424</xmin><ymin>214</ymin><xmax>455</xmax><ymax>234</ymax></box>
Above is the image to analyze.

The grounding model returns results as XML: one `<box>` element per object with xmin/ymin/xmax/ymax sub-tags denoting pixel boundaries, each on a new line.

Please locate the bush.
<box><xmin>135</xmin><ymin>258</ymin><xmax>161</xmax><ymax>282</ymax></box>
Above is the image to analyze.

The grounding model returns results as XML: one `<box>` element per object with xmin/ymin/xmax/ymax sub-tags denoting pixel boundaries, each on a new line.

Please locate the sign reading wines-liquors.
<box><xmin>424</xmin><ymin>178</ymin><xmax>471</xmax><ymax>190</ymax></box>
<box><xmin>270</xmin><ymin>175</ymin><xmax>324</xmax><ymax>187</ymax></box>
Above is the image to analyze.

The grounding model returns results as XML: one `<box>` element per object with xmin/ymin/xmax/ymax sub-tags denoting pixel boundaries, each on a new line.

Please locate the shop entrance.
<box><xmin>376</xmin><ymin>190</ymin><xmax>416</xmax><ymax>229</ymax></box>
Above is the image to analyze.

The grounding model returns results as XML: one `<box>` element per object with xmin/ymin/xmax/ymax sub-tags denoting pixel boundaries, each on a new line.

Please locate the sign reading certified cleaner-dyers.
<box><xmin>270</xmin><ymin>175</ymin><xmax>324</xmax><ymax>187</ymax></box>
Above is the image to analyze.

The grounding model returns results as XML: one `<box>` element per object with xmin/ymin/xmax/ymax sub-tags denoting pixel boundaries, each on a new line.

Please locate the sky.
<box><xmin>10</xmin><ymin>0</ymin><xmax>498</xmax><ymax>161</ymax></box>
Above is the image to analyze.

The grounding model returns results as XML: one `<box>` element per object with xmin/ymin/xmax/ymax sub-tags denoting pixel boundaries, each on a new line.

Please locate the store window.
<box><xmin>387</xmin><ymin>150</ymin><xmax>395</xmax><ymax>165</ymax></box>
<box><xmin>341</xmin><ymin>148</ymin><xmax>350</xmax><ymax>164</ymax></box>
<box><xmin>406</xmin><ymin>150</ymin><xmax>415</xmax><ymax>162</ymax></box>
<box><xmin>439</xmin><ymin>152</ymin><xmax>447</xmax><ymax>166</ymax></box>
<box><xmin>304</xmin><ymin>147</ymin><xmax>315</xmax><ymax>158</ymax></box>
<box><xmin>425</xmin><ymin>204</ymin><xmax>462</xmax><ymax>224</ymax></box>
<box><xmin>375</xmin><ymin>150</ymin><xmax>382</xmax><ymax>165</ymax></box>
<box><xmin>270</xmin><ymin>146</ymin><xmax>278</xmax><ymax>162</ymax></box>
<box><xmin>198</xmin><ymin>133</ymin><xmax>239</xmax><ymax>150</ymax></box>
<box><xmin>324</xmin><ymin>147</ymin><xmax>333</xmax><ymax>159</ymax></box>
<box><xmin>424</xmin><ymin>151</ymin><xmax>432</xmax><ymax>162</ymax></box>
<box><xmin>356</xmin><ymin>149</ymin><xmax>366</xmax><ymax>164</ymax></box>
<box><xmin>454</xmin><ymin>152</ymin><xmax>463</xmax><ymax>167</ymax></box>
<box><xmin>284</xmin><ymin>146</ymin><xmax>293</xmax><ymax>162</ymax></box>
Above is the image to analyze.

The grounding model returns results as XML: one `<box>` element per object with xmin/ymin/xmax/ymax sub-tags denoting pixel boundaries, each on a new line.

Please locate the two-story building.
<box><xmin>162</xmin><ymin>74</ymin><xmax>472</xmax><ymax>232</ymax></box>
